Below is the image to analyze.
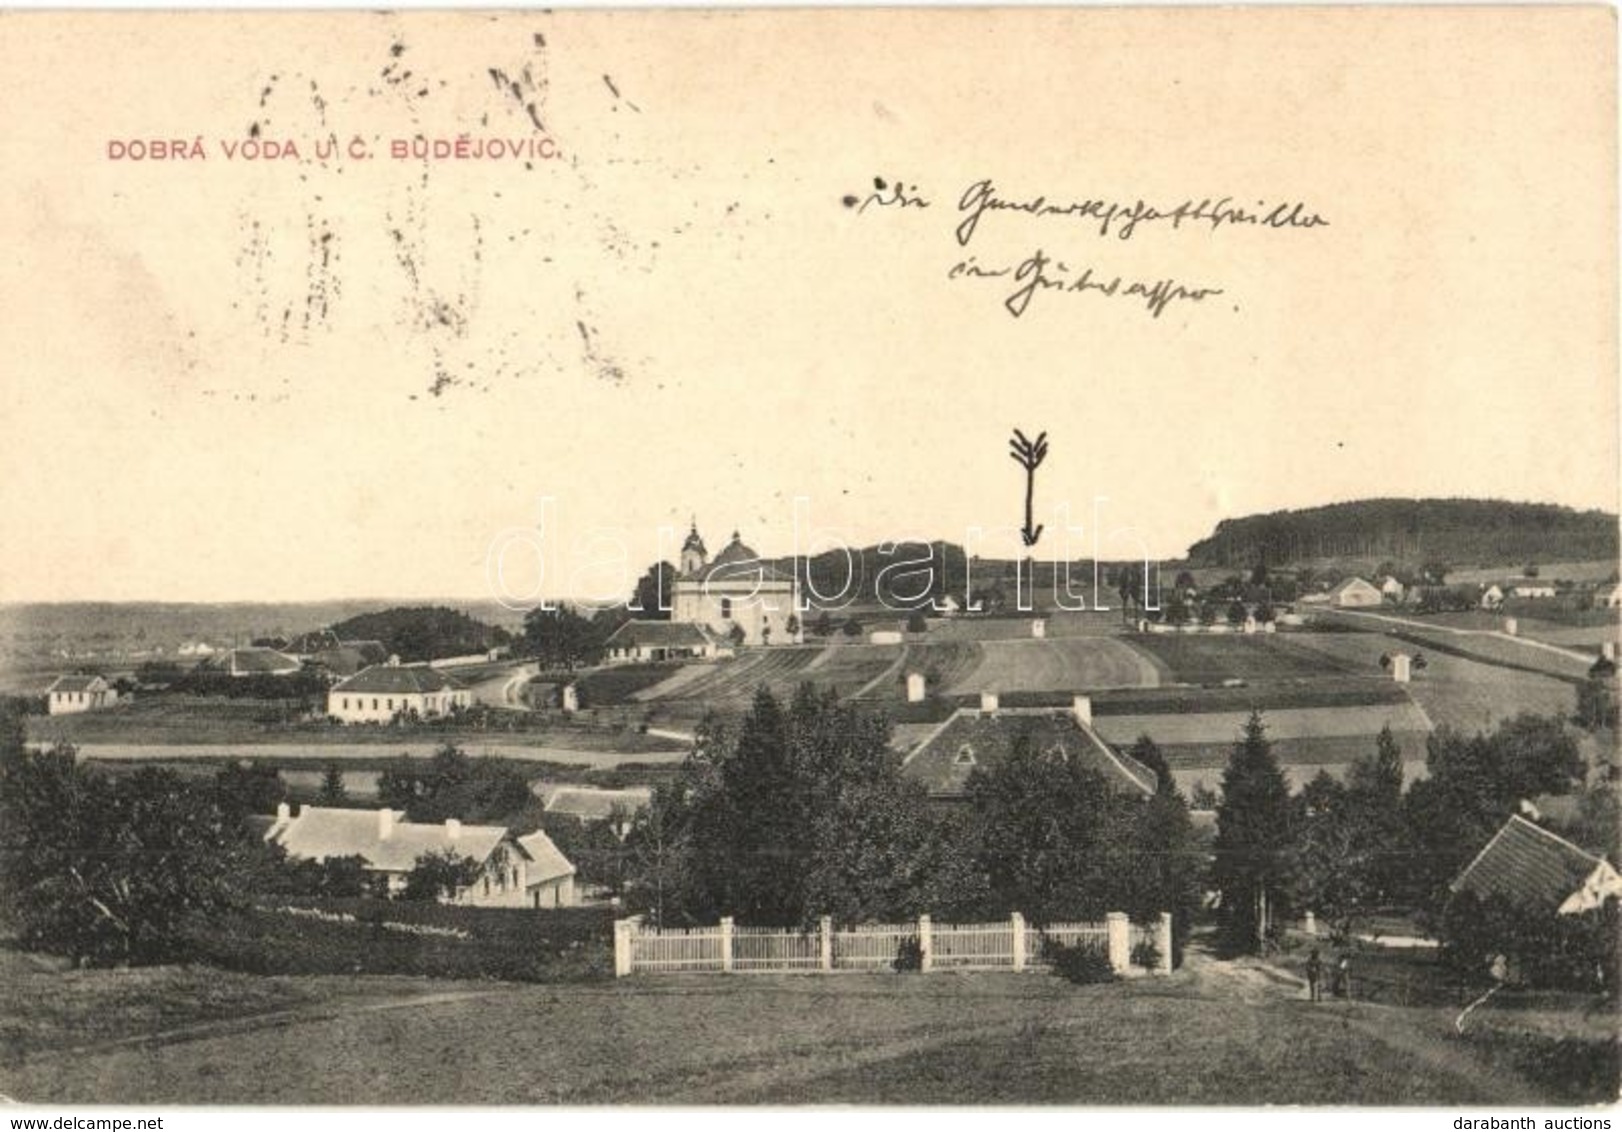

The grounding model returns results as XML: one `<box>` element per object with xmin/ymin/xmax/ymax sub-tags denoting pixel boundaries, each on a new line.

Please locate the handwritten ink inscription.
<box><xmin>851</xmin><ymin>173</ymin><xmax>1328</xmax><ymax>321</ymax></box>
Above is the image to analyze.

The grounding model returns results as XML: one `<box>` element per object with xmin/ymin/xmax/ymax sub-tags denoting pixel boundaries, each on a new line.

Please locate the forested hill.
<box><xmin>326</xmin><ymin>606</ymin><xmax>511</xmax><ymax>663</ymax></box>
<box><xmin>1185</xmin><ymin>499</ymin><xmax>1619</xmax><ymax>569</ymax></box>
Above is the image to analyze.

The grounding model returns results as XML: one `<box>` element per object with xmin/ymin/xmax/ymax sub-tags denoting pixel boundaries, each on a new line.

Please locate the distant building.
<box><xmin>1480</xmin><ymin>584</ymin><xmax>1505</xmax><ymax>610</ymax></box>
<box><xmin>603</xmin><ymin>620</ymin><xmax>725</xmax><ymax>664</ymax></box>
<box><xmin>1379</xmin><ymin>576</ymin><xmax>1406</xmax><ymax>602</ymax></box>
<box><xmin>204</xmin><ymin>646</ymin><xmax>303</xmax><ymax>678</ymax></box>
<box><xmin>265</xmin><ymin>804</ymin><xmax>575</xmax><ymax>908</ymax></box>
<box><xmin>900</xmin><ymin>694</ymin><xmax>1157</xmax><ymax>801</ymax></box>
<box><xmin>1450</xmin><ymin>814</ymin><xmax>1622</xmax><ymax>916</ymax></box>
<box><xmin>1327</xmin><ymin>577</ymin><xmax>1383</xmax><ymax>608</ymax></box>
<box><xmin>1509</xmin><ymin>582</ymin><xmax>1557</xmax><ymax>600</ymax></box>
<box><xmin>671</xmin><ymin>522</ymin><xmax>801</xmax><ymax>647</ymax></box>
<box><xmin>544</xmin><ymin>786</ymin><xmax>651</xmax><ymax>837</ymax></box>
<box><xmin>1605</xmin><ymin>583</ymin><xmax>1622</xmax><ymax>610</ymax></box>
<box><xmin>308</xmin><ymin>640</ymin><xmax>390</xmax><ymax>678</ymax></box>
<box><xmin>327</xmin><ymin>662</ymin><xmax>471</xmax><ymax>723</ymax></box>
<box><xmin>46</xmin><ymin>674</ymin><xmax>118</xmax><ymax>715</ymax></box>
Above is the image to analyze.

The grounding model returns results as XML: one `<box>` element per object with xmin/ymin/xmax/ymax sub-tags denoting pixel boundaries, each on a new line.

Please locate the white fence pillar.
<box><xmin>1156</xmin><ymin>912</ymin><xmax>1173</xmax><ymax>975</ymax></box>
<box><xmin>720</xmin><ymin>916</ymin><xmax>734</xmax><ymax>973</ymax></box>
<box><xmin>613</xmin><ymin>918</ymin><xmax>633</xmax><ymax>978</ymax></box>
<box><xmin>1106</xmin><ymin>912</ymin><xmax>1130</xmax><ymax>975</ymax></box>
<box><xmin>1011</xmin><ymin>911</ymin><xmax>1026</xmax><ymax>972</ymax></box>
<box><xmin>918</xmin><ymin>914</ymin><xmax>933</xmax><ymax>973</ymax></box>
<box><xmin>820</xmin><ymin>915</ymin><xmax>833</xmax><ymax>972</ymax></box>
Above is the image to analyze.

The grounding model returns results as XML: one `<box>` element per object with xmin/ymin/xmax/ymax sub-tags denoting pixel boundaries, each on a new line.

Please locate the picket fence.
<box><xmin>614</xmin><ymin>911</ymin><xmax>1172</xmax><ymax>977</ymax></box>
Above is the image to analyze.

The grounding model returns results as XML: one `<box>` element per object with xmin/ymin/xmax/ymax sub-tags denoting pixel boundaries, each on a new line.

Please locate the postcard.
<box><xmin>0</xmin><ymin>6</ymin><xmax>1617</xmax><ymax>1110</ymax></box>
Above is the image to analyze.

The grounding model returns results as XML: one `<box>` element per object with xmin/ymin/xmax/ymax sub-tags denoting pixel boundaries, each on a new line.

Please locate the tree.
<box><xmin>841</xmin><ymin>618</ymin><xmax>864</xmax><ymax>638</ymax></box>
<box><xmin>1576</xmin><ymin>657</ymin><xmax>1618</xmax><ymax>731</ymax></box>
<box><xmin>376</xmin><ymin>744</ymin><xmax>533</xmax><ymax>825</ymax></box>
<box><xmin>1211</xmin><ymin>711</ymin><xmax>1295</xmax><ymax>951</ymax></box>
<box><xmin>1287</xmin><ymin>771</ymin><xmax>1375</xmax><ymax>942</ymax></box>
<box><xmin>318</xmin><ymin>762</ymin><xmax>347</xmax><ymax>805</ymax></box>
<box><xmin>1226</xmin><ymin>598</ymin><xmax>1247</xmax><ymax>626</ymax></box>
<box><xmin>0</xmin><ymin>747</ymin><xmax>258</xmax><ymax>965</ymax></box>
<box><xmin>1127</xmin><ymin>735</ymin><xmax>1174</xmax><ymax>797</ymax></box>
<box><xmin>629</xmin><ymin>561</ymin><xmax>676</xmax><ymax>620</ymax></box>
<box><xmin>1403</xmin><ymin>715</ymin><xmax>1585</xmax><ymax>907</ymax></box>
<box><xmin>401</xmin><ymin>849</ymin><xmax>482</xmax><ymax>902</ymax></box>
<box><xmin>214</xmin><ymin>761</ymin><xmax>287</xmax><ymax>821</ymax></box>
<box><xmin>521</xmin><ymin>604</ymin><xmax>605</xmax><ymax>671</ymax></box>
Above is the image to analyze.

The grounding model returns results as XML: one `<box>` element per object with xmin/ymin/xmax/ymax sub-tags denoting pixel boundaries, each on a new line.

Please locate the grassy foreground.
<box><xmin>4</xmin><ymin>942</ymin><xmax>1611</xmax><ymax>1105</ymax></box>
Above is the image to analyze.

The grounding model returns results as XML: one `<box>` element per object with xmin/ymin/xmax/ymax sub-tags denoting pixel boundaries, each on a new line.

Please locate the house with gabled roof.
<box><xmin>265</xmin><ymin>804</ymin><xmax>576</xmax><ymax>907</ymax></box>
<box><xmin>900</xmin><ymin>693</ymin><xmax>1158</xmax><ymax>801</ymax></box>
<box><xmin>45</xmin><ymin>673</ymin><xmax>118</xmax><ymax>715</ymax></box>
<box><xmin>1328</xmin><ymin>576</ymin><xmax>1383</xmax><ymax>608</ymax></box>
<box><xmin>603</xmin><ymin>620</ymin><xmax>725</xmax><ymax>664</ymax></box>
<box><xmin>327</xmin><ymin>661</ymin><xmax>470</xmax><ymax>723</ymax></box>
<box><xmin>1449</xmin><ymin>813</ymin><xmax>1622</xmax><ymax>916</ymax></box>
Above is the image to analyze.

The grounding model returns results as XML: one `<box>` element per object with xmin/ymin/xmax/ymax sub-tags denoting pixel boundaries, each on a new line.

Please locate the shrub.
<box><xmin>1131</xmin><ymin>939</ymin><xmax>1162</xmax><ymax>971</ymax></box>
<box><xmin>893</xmin><ymin>935</ymin><xmax>924</xmax><ymax>972</ymax></box>
<box><xmin>906</xmin><ymin>612</ymin><xmax>929</xmax><ymax>634</ymax></box>
<box><xmin>1043</xmin><ymin>939</ymin><xmax>1114</xmax><ymax>985</ymax></box>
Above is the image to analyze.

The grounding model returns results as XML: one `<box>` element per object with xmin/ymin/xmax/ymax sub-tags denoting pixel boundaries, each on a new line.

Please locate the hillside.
<box><xmin>1185</xmin><ymin>499</ymin><xmax>1619</xmax><ymax>570</ymax></box>
<box><xmin>327</xmin><ymin>606</ymin><xmax>512</xmax><ymax>663</ymax></box>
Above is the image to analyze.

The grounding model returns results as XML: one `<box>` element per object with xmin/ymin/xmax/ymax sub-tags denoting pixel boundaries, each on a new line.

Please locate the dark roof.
<box><xmin>604</xmin><ymin>621</ymin><xmax>714</xmax><ymax>649</ymax></box>
<box><xmin>311</xmin><ymin>643</ymin><xmax>387</xmax><ymax>676</ymax></box>
<box><xmin>902</xmin><ymin>708</ymin><xmax>1157</xmax><ymax>799</ymax></box>
<box><xmin>47</xmin><ymin>674</ymin><xmax>108</xmax><ymax>693</ymax></box>
<box><xmin>331</xmin><ymin>664</ymin><xmax>466</xmax><ymax>694</ymax></box>
<box><xmin>682</xmin><ymin>523</ymin><xmax>707</xmax><ymax>556</ymax></box>
<box><xmin>1450</xmin><ymin>815</ymin><xmax>1612</xmax><ymax>914</ymax></box>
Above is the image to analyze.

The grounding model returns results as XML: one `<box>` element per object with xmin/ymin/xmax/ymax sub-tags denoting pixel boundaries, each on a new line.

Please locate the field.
<box><xmin>948</xmin><ymin>637</ymin><xmax>1161</xmax><ymax>693</ymax></box>
<box><xmin>1281</xmin><ymin>630</ymin><xmax>1579</xmax><ymax>735</ymax></box>
<box><xmin>24</xmin><ymin>695</ymin><xmax>686</xmax><ymax>754</ymax></box>
<box><xmin>3</xmin><ymin>939</ymin><xmax>1607</xmax><ymax>1104</ymax></box>
<box><xmin>1125</xmin><ymin>633</ymin><xmax>1362</xmax><ymax>684</ymax></box>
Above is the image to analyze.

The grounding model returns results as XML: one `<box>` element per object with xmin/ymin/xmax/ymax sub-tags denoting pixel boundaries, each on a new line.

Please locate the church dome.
<box><xmin>710</xmin><ymin>531</ymin><xmax>759</xmax><ymax>567</ymax></box>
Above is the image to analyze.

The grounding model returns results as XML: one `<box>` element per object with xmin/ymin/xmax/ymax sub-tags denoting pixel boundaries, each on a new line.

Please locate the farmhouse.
<box><xmin>266</xmin><ymin>804</ymin><xmax>577</xmax><ymax>908</ymax></box>
<box><xmin>603</xmin><ymin>620</ymin><xmax>725</xmax><ymax>663</ymax></box>
<box><xmin>1379</xmin><ymin>576</ymin><xmax>1406</xmax><ymax>602</ymax></box>
<box><xmin>1327</xmin><ymin>576</ymin><xmax>1382</xmax><ymax>608</ymax></box>
<box><xmin>1480</xmin><ymin>584</ymin><xmax>1505</xmax><ymax>610</ymax></box>
<box><xmin>901</xmin><ymin>694</ymin><xmax>1158</xmax><ymax>800</ymax></box>
<box><xmin>1605</xmin><ymin>583</ymin><xmax>1622</xmax><ymax>610</ymax></box>
<box><xmin>671</xmin><ymin>522</ymin><xmax>801</xmax><ymax>647</ymax></box>
<box><xmin>327</xmin><ymin>662</ymin><xmax>471</xmax><ymax>723</ymax></box>
<box><xmin>204</xmin><ymin>646</ymin><xmax>303</xmax><ymax>678</ymax></box>
<box><xmin>1449</xmin><ymin>814</ymin><xmax>1622</xmax><ymax>916</ymax></box>
<box><xmin>45</xmin><ymin>673</ymin><xmax>118</xmax><ymax>715</ymax></box>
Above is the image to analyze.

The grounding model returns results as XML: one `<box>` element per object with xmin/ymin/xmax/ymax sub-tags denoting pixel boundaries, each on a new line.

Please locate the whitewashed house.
<box><xmin>265</xmin><ymin>804</ymin><xmax>576</xmax><ymax>908</ymax></box>
<box><xmin>1480</xmin><ymin>584</ymin><xmax>1506</xmax><ymax>610</ymax></box>
<box><xmin>1379</xmin><ymin>576</ymin><xmax>1406</xmax><ymax>602</ymax></box>
<box><xmin>327</xmin><ymin>662</ymin><xmax>471</xmax><ymax>723</ymax></box>
<box><xmin>46</xmin><ymin>674</ymin><xmax>118</xmax><ymax>715</ymax></box>
<box><xmin>1328</xmin><ymin>576</ymin><xmax>1383</xmax><ymax>608</ymax></box>
<box><xmin>1510</xmin><ymin>581</ymin><xmax>1557</xmax><ymax>600</ymax></box>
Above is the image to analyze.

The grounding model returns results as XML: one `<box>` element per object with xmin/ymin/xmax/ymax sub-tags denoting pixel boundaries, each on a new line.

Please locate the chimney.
<box><xmin>906</xmin><ymin>672</ymin><xmax>926</xmax><ymax>703</ymax></box>
<box><xmin>378</xmin><ymin>809</ymin><xmax>395</xmax><ymax>840</ymax></box>
<box><xmin>276</xmin><ymin>801</ymin><xmax>292</xmax><ymax>823</ymax></box>
<box><xmin>1072</xmin><ymin>695</ymin><xmax>1093</xmax><ymax>726</ymax></box>
<box><xmin>445</xmin><ymin>818</ymin><xmax>462</xmax><ymax>842</ymax></box>
<box><xmin>980</xmin><ymin>691</ymin><xmax>999</xmax><ymax>713</ymax></box>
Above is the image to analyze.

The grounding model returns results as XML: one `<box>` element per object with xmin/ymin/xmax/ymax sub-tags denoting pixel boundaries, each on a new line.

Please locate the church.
<box><xmin>671</xmin><ymin>522</ymin><xmax>802</xmax><ymax>647</ymax></box>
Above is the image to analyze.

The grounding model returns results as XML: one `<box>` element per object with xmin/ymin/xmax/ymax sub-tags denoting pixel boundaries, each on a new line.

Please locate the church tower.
<box><xmin>680</xmin><ymin>519</ymin><xmax>708</xmax><ymax>577</ymax></box>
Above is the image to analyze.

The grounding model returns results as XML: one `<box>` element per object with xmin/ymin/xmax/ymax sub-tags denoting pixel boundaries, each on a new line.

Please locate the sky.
<box><xmin>0</xmin><ymin>9</ymin><xmax>1615</xmax><ymax>603</ymax></box>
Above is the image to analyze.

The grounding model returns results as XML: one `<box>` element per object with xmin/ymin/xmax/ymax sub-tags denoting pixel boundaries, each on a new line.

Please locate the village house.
<box><xmin>543</xmin><ymin>785</ymin><xmax>652</xmax><ymax>837</ymax></box>
<box><xmin>45</xmin><ymin>673</ymin><xmax>118</xmax><ymax>715</ymax></box>
<box><xmin>265</xmin><ymin>804</ymin><xmax>577</xmax><ymax>908</ymax></box>
<box><xmin>1378</xmin><ymin>576</ymin><xmax>1406</xmax><ymax>602</ymax></box>
<box><xmin>1480</xmin><ymin>583</ymin><xmax>1506</xmax><ymax>610</ymax></box>
<box><xmin>327</xmin><ymin>661</ymin><xmax>471</xmax><ymax>723</ymax></box>
<box><xmin>203</xmin><ymin>646</ymin><xmax>304</xmax><ymax>678</ymax></box>
<box><xmin>1450</xmin><ymin>813</ymin><xmax>1622</xmax><ymax>917</ymax></box>
<box><xmin>1605</xmin><ymin>582</ymin><xmax>1622</xmax><ymax>610</ymax></box>
<box><xmin>1327</xmin><ymin>576</ymin><xmax>1383</xmax><ymax>608</ymax></box>
<box><xmin>602</xmin><ymin>620</ymin><xmax>726</xmax><ymax>664</ymax></box>
<box><xmin>900</xmin><ymin>693</ymin><xmax>1158</xmax><ymax>801</ymax></box>
<box><xmin>670</xmin><ymin>522</ymin><xmax>801</xmax><ymax>647</ymax></box>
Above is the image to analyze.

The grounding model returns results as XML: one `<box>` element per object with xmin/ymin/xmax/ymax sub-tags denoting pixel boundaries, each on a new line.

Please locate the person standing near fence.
<box><xmin>1305</xmin><ymin>948</ymin><xmax>1323</xmax><ymax>1002</ymax></box>
<box><xmin>1332</xmin><ymin>953</ymin><xmax>1350</xmax><ymax>1000</ymax></box>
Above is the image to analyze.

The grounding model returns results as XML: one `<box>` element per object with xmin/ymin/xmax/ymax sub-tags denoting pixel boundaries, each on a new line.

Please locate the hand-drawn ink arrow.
<box><xmin>1009</xmin><ymin>428</ymin><xmax>1049</xmax><ymax>548</ymax></box>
